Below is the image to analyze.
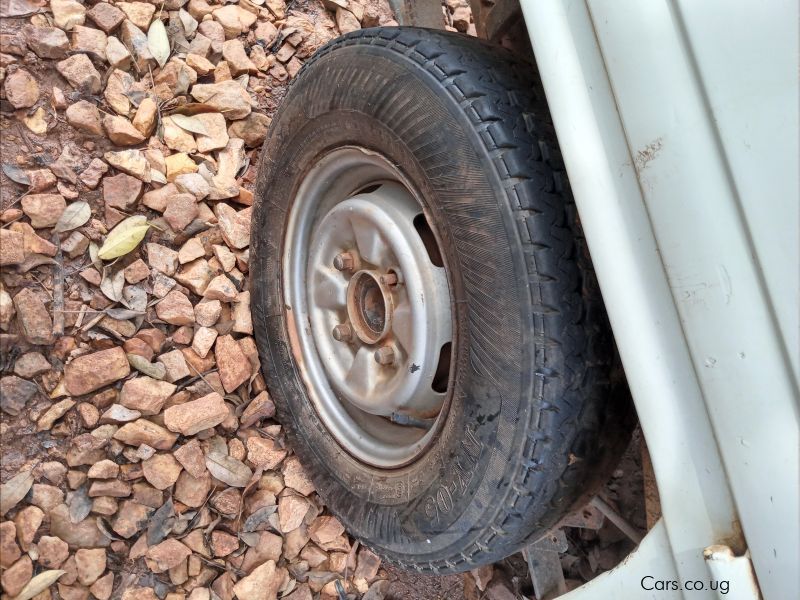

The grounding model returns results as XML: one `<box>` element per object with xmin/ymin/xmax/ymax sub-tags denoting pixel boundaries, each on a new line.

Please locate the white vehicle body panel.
<box><xmin>521</xmin><ymin>0</ymin><xmax>799</xmax><ymax>598</ymax></box>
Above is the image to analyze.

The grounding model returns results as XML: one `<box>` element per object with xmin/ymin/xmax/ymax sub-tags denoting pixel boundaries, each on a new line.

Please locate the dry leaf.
<box><xmin>49</xmin><ymin>379</ymin><xmax>68</xmax><ymax>399</ymax></box>
<box><xmin>179</xmin><ymin>8</ymin><xmax>197</xmax><ymax>36</ymax></box>
<box><xmin>2</xmin><ymin>163</ymin><xmax>30</xmax><ymax>185</ymax></box>
<box><xmin>121</xmin><ymin>284</ymin><xmax>147</xmax><ymax>312</ymax></box>
<box><xmin>55</xmin><ymin>201</ymin><xmax>91</xmax><ymax>232</ymax></box>
<box><xmin>148</xmin><ymin>18</ymin><xmax>170</xmax><ymax>68</ymax></box>
<box><xmin>176</xmin><ymin>66</ymin><xmax>193</xmax><ymax>94</ymax></box>
<box><xmin>127</xmin><ymin>353</ymin><xmax>166</xmax><ymax>379</ymax></box>
<box><xmin>147</xmin><ymin>497</ymin><xmax>175</xmax><ymax>545</ymax></box>
<box><xmin>0</xmin><ymin>469</ymin><xmax>34</xmax><ymax>515</ymax></box>
<box><xmin>170</xmin><ymin>113</ymin><xmax>208</xmax><ymax>136</ymax></box>
<box><xmin>171</xmin><ymin>510</ymin><xmax>196</xmax><ymax>536</ymax></box>
<box><xmin>167</xmin><ymin>102</ymin><xmax>220</xmax><ymax>116</ymax></box>
<box><xmin>243</xmin><ymin>505</ymin><xmax>277</xmax><ymax>532</ymax></box>
<box><xmin>205</xmin><ymin>451</ymin><xmax>252</xmax><ymax>487</ymax></box>
<box><xmin>67</xmin><ymin>486</ymin><xmax>92</xmax><ymax>524</ymax></box>
<box><xmin>105</xmin><ymin>307</ymin><xmax>145</xmax><ymax>320</ymax></box>
<box><xmin>96</xmin><ymin>516</ymin><xmax>124</xmax><ymax>541</ymax></box>
<box><xmin>239</xmin><ymin>532</ymin><xmax>261</xmax><ymax>546</ymax></box>
<box><xmin>89</xmin><ymin>241</ymin><xmax>103</xmax><ymax>271</ymax></box>
<box><xmin>23</xmin><ymin>107</ymin><xmax>47</xmax><ymax>134</ymax></box>
<box><xmin>12</xmin><ymin>570</ymin><xmax>65</xmax><ymax>600</ymax></box>
<box><xmin>98</xmin><ymin>215</ymin><xmax>150</xmax><ymax>260</ymax></box>
<box><xmin>100</xmin><ymin>267</ymin><xmax>125</xmax><ymax>302</ymax></box>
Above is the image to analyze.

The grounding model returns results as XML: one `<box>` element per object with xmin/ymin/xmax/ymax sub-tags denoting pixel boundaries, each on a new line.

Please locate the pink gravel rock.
<box><xmin>119</xmin><ymin>376</ymin><xmax>176</xmax><ymax>415</ymax></box>
<box><xmin>145</xmin><ymin>539</ymin><xmax>192</xmax><ymax>573</ymax></box>
<box><xmin>12</xmin><ymin>288</ymin><xmax>53</xmax><ymax>345</ymax></box>
<box><xmin>65</xmin><ymin>347</ymin><xmax>130</xmax><ymax>396</ymax></box>
<box><xmin>155</xmin><ymin>290</ymin><xmax>195</xmax><ymax>325</ymax></box>
<box><xmin>164</xmin><ymin>392</ymin><xmax>228</xmax><ymax>435</ymax></box>
<box><xmin>232</xmin><ymin>560</ymin><xmax>288</xmax><ymax>600</ymax></box>
<box><xmin>214</xmin><ymin>335</ymin><xmax>250</xmax><ymax>392</ymax></box>
<box><xmin>142</xmin><ymin>453</ymin><xmax>183</xmax><ymax>490</ymax></box>
<box><xmin>113</xmin><ymin>418</ymin><xmax>178</xmax><ymax>450</ymax></box>
<box><xmin>37</xmin><ymin>535</ymin><xmax>69</xmax><ymax>568</ymax></box>
<box><xmin>75</xmin><ymin>548</ymin><xmax>106</xmax><ymax>586</ymax></box>
<box><xmin>21</xmin><ymin>193</ymin><xmax>66</xmax><ymax>228</ymax></box>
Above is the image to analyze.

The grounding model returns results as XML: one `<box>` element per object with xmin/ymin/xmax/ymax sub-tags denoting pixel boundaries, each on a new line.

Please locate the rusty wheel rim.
<box><xmin>283</xmin><ymin>148</ymin><xmax>454</xmax><ymax>468</ymax></box>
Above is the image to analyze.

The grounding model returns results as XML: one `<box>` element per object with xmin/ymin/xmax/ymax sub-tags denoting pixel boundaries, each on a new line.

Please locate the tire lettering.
<box><xmin>423</xmin><ymin>425</ymin><xmax>483</xmax><ymax>525</ymax></box>
<box><xmin>437</xmin><ymin>486</ymin><xmax>453</xmax><ymax>513</ymax></box>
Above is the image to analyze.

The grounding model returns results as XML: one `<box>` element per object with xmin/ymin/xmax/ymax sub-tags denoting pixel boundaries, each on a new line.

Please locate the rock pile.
<box><xmin>0</xmin><ymin>0</ymin><xmax>401</xmax><ymax>598</ymax></box>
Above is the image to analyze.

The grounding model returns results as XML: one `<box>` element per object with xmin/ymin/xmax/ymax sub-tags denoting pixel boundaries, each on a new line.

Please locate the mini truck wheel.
<box><xmin>251</xmin><ymin>27</ymin><xmax>633</xmax><ymax>572</ymax></box>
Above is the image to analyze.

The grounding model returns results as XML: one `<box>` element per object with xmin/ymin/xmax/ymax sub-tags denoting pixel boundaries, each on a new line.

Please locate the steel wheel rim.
<box><xmin>283</xmin><ymin>147</ymin><xmax>454</xmax><ymax>468</ymax></box>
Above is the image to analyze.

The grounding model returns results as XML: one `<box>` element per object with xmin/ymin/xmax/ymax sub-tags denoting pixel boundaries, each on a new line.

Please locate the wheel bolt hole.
<box><xmin>431</xmin><ymin>342</ymin><xmax>452</xmax><ymax>393</ymax></box>
<box><xmin>413</xmin><ymin>213</ymin><xmax>444</xmax><ymax>268</ymax></box>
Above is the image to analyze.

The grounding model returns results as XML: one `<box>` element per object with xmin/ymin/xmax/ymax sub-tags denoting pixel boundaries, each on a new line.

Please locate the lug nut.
<box><xmin>374</xmin><ymin>346</ymin><xmax>395</xmax><ymax>365</ymax></box>
<box><xmin>333</xmin><ymin>252</ymin><xmax>354</xmax><ymax>271</ymax></box>
<box><xmin>332</xmin><ymin>324</ymin><xmax>352</xmax><ymax>341</ymax></box>
<box><xmin>380</xmin><ymin>272</ymin><xmax>398</xmax><ymax>286</ymax></box>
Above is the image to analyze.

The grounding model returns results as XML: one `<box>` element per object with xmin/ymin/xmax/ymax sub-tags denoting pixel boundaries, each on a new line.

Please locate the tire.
<box><xmin>251</xmin><ymin>27</ymin><xmax>633</xmax><ymax>573</ymax></box>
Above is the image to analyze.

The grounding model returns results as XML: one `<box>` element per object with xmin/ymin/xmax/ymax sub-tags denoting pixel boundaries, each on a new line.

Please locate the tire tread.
<box><xmin>271</xmin><ymin>27</ymin><xmax>629</xmax><ymax>573</ymax></box>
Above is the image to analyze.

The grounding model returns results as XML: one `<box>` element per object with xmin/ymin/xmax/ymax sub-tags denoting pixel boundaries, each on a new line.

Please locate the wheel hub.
<box><xmin>346</xmin><ymin>269</ymin><xmax>393</xmax><ymax>344</ymax></box>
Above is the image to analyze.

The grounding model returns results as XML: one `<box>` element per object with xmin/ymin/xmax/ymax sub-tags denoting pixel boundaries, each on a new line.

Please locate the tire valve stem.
<box><xmin>333</xmin><ymin>252</ymin><xmax>355</xmax><ymax>272</ymax></box>
<box><xmin>374</xmin><ymin>346</ymin><xmax>395</xmax><ymax>365</ymax></box>
<box><xmin>332</xmin><ymin>323</ymin><xmax>352</xmax><ymax>342</ymax></box>
<box><xmin>390</xmin><ymin>412</ymin><xmax>435</xmax><ymax>430</ymax></box>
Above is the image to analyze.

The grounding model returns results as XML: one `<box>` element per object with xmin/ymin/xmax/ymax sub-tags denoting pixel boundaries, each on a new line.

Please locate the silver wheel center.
<box><xmin>283</xmin><ymin>148</ymin><xmax>453</xmax><ymax>468</ymax></box>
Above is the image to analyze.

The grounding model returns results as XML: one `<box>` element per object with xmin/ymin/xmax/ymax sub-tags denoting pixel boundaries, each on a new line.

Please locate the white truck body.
<box><xmin>520</xmin><ymin>1</ymin><xmax>799</xmax><ymax>598</ymax></box>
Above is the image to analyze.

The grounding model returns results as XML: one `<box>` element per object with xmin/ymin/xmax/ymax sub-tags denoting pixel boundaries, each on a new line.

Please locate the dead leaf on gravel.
<box><xmin>166</xmin><ymin>102</ymin><xmax>220</xmax><ymax>116</ymax></box>
<box><xmin>100</xmin><ymin>267</ymin><xmax>125</xmax><ymax>302</ymax></box>
<box><xmin>67</xmin><ymin>485</ymin><xmax>92</xmax><ymax>523</ymax></box>
<box><xmin>89</xmin><ymin>241</ymin><xmax>102</xmax><ymax>270</ymax></box>
<box><xmin>106</xmin><ymin>307</ymin><xmax>145</xmax><ymax>320</ymax></box>
<box><xmin>96</xmin><ymin>516</ymin><xmax>125</xmax><ymax>542</ymax></box>
<box><xmin>121</xmin><ymin>284</ymin><xmax>148</xmax><ymax>312</ymax></box>
<box><xmin>23</xmin><ymin>107</ymin><xmax>47</xmax><ymax>134</ymax></box>
<box><xmin>55</xmin><ymin>201</ymin><xmax>91</xmax><ymax>232</ymax></box>
<box><xmin>0</xmin><ymin>469</ymin><xmax>34</xmax><ymax>515</ymax></box>
<box><xmin>206</xmin><ymin>451</ymin><xmax>253</xmax><ymax>488</ymax></box>
<box><xmin>178</xmin><ymin>9</ymin><xmax>197</xmax><ymax>36</ymax></box>
<box><xmin>2</xmin><ymin>163</ymin><xmax>30</xmax><ymax>185</ymax></box>
<box><xmin>127</xmin><ymin>353</ymin><xmax>167</xmax><ymax>379</ymax></box>
<box><xmin>16</xmin><ymin>254</ymin><xmax>57</xmax><ymax>272</ymax></box>
<box><xmin>12</xmin><ymin>569</ymin><xmax>65</xmax><ymax>600</ymax></box>
<box><xmin>148</xmin><ymin>19</ymin><xmax>170</xmax><ymax>68</ymax></box>
<box><xmin>170</xmin><ymin>113</ymin><xmax>208</xmax><ymax>136</ymax></box>
<box><xmin>239</xmin><ymin>531</ymin><xmax>261</xmax><ymax>546</ymax></box>
<box><xmin>147</xmin><ymin>497</ymin><xmax>175</xmax><ymax>545</ymax></box>
<box><xmin>171</xmin><ymin>510</ymin><xmax>196</xmax><ymax>536</ymax></box>
<box><xmin>98</xmin><ymin>215</ymin><xmax>150</xmax><ymax>260</ymax></box>
<box><xmin>242</xmin><ymin>505</ymin><xmax>277</xmax><ymax>532</ymax></box>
